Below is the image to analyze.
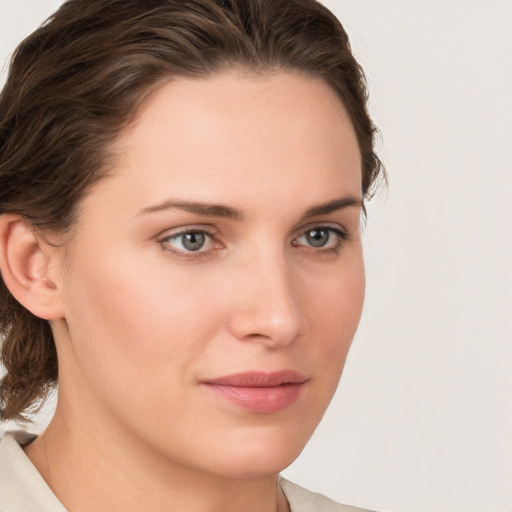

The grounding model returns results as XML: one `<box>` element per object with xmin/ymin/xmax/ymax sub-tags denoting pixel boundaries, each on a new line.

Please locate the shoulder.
<box><xmin>0</xmin><ymin>431</ymin><xmax>67</xmax><ymax>512</ymax></box>
<box><xmin>280</xmin><ymin>478</ymin><xmax>376</xmax><ymax>512</ymax></box>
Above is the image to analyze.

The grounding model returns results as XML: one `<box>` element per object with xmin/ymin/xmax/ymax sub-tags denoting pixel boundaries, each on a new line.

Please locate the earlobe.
<box><xmin>0</xmin><ymin>214</ymin><xmax>64</xmax><ymax>320</ymax></box>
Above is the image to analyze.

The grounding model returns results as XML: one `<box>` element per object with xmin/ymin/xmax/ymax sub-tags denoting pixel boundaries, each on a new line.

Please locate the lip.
<box><xmin>201</xmin><ymin>370</ymin><xmax>307</xmax><ymax>414</ymax></box>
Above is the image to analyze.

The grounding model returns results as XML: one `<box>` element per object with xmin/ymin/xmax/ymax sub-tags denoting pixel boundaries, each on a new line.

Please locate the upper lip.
<box><xmin>203</xmin><ymin>370</ymin><xmax>307</xmax><ymax>387</ymax></box>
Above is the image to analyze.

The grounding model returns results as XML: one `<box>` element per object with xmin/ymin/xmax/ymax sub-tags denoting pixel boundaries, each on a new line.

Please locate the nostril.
<box><xmin>228</xmin><ymin>303</ymin><xmax>303</xmax><ymax>347</ymax></box>
<box><xmin>227</xmin><ymin>257</ymin><xmax>304</xmax><ymax>345</ymax></box>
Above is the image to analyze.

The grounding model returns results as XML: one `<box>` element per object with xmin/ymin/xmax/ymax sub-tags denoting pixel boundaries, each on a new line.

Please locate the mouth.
<box><xmin>201</xmin><ymin>370</ymin><xmax>307</xmax><ymax>414</ymax></box>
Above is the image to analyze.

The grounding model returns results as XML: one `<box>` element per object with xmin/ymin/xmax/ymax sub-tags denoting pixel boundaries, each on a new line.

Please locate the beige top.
<box><xmin>0</xmin><ymin>431</ymin><xmax>373</xmax><ymax>512</ymax></box>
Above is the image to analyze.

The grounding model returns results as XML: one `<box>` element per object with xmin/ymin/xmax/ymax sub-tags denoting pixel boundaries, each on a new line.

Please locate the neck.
<box><xmin>24</xmin><ymin>403</ymin><xmax>289</xmax><ymax>512</ymax></box>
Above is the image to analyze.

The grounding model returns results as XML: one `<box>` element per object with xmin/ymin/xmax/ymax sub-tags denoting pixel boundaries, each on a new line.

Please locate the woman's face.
<box><xmin>52</xmin><ymin>71</ymin><xmax>365</xmax><ymax>477</ymax></box>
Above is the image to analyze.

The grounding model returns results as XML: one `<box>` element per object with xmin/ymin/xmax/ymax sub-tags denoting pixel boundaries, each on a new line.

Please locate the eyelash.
<box><xmin>159</xmin><ymin>228</ymin><xmax>221</xmax><ymax>259</ymax></box>
<box><xmin>292</xmin><ymin>226</ymin><xmax>349</xmax><ymax>255</ymax></box>
<box><xmin>158</xmin><ymin>225</ymin><xmax>350</xmax><ymax>260</ymax></box>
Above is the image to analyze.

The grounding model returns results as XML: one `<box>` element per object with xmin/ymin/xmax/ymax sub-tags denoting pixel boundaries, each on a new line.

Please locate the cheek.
<box><xmin>308</xmin><ymin>250</ymin><xmax>365</xmax><ymax>331</ymax></box>
<box><xmin>59</xmin><ymin>250</ymin><xmax>231</xmax><ymax>437</ymax></box>
<box><xmin>302</xmin><ymin>252</ymin><xmax>365</xmax><ymax>376</ymax></box>
<box><xmin>60</xmin><ymin>244</ymin><xmax>226</xmax><ymax>406</ymax></box>
<box><xmin>65</xmin><ymin>247</ymin><xmax>213</xmax><ymax>347</ymax></box>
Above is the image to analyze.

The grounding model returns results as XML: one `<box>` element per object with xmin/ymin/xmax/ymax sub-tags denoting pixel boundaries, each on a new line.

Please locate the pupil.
<box><xmin>306</xmin><ymin>229</ymin><xmax>329</xmax><ymax>247</ymax></box>
<box><xmin>183</xmin><ymin>232</ymin><xmax>205</xmax><ymax>251</ymax></box>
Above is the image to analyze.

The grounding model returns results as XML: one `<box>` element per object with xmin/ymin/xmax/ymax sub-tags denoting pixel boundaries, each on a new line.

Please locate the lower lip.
<box><xmin>202</xmin><ymin>382</ymin><xmax>304</xmax><ymax>414</ymax></box>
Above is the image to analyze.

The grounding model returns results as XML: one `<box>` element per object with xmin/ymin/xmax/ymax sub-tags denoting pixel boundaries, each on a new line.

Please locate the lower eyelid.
<box><xmin>292</xmin><ymin>226</ymin><xmax>350</xmax><ymax>254</ymax></box>
<box><xmin>159</xmin><ymin>228</ymin><xmax>229</xmax><ymax>260</ymax></box>
<box><xmin>158</xmin><ymin>225</ymin><xmax>350</xmax><ymax>256</ymax></box>
<box><xmin>161</xmin><ymin>230</ymin><xmax>207</xmax><ymax>246</ymax></box>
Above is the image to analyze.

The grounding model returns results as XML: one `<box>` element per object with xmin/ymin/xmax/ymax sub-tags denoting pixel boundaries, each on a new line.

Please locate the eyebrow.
<box><xmin>138</xmin><ymin>195</ymin><xmax>363</xmax><ymax>220</ymax></box>
<box><xmin>139</xmin><ymin>200</ymin><xmax>243</xmax><ymax>220</ymax></box>
<box><xmin>302</xmin><ymin>196</ymin><xmax>364</xmax><ymax>218</ymax></box>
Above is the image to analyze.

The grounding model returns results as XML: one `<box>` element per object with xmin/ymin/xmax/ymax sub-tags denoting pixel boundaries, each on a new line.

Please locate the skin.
<box><xmin>18</xmin><ymin>71</ymin><xmax>365</xmax><ymax>512</ymax></box>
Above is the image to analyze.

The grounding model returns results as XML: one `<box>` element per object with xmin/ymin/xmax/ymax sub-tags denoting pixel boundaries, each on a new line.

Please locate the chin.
<box><xmin>199</xmin><ymin>425</ymin><xmax>311</xmax><ymax>479</ymax></box>
<box><xmin>211</xmin><ymin>449</ymin><xmax>303</xmax><ymax>479</ymax></box>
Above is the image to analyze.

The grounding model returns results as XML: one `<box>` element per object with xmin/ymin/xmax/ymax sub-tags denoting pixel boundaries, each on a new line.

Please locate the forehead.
<box><xmin>122</xmin><ymin>70</ymin><xmax>358</xmax><ymax>153</ymax></box>
<box><xmin>93</xmin><ymin>71</ymin><xmax>362</xmax><ymax>218</ymax></box>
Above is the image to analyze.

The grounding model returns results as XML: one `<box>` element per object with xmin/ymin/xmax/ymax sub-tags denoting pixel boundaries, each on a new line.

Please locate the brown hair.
<box><xmin>0</xmin><ymin>0</ymin><xmax>384</xmax><ymax>421</ymax></box>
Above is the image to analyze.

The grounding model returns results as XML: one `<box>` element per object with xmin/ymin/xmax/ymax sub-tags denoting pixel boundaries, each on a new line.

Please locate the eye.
<box><xmin>159</xmin><ymin>229</ymin><xmax>218</xmax><ymax>256</ymax></box>
<box><xmin>293</xmin><ymin>226</ymin><xmax>348</xmax><ymax>251</ymax></box>
<box><xmin>303</xmin><ymin>228</ymin><xmax>331</xmax><ymax>248</ymax></box>
<box><xmin>176</xmin><ymin>231</ymin><xmax>206</xmax><ymax>251</ymax></box>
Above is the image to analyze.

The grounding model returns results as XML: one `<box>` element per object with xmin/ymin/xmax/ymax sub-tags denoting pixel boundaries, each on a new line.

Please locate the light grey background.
<box><xmin>1</xmin><ymin>1</ymin><xmax>511</xmax><ymax>512</ymax></box>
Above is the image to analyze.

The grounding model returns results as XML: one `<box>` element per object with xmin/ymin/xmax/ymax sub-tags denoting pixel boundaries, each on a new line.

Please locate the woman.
<box><xmin>0</xmin><ymin>1</ymin><xmax>383</xmax><ymax>511</ymax></box>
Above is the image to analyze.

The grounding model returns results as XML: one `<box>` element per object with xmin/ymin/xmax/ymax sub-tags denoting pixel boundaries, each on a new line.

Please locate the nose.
<box><xmin>227</xmin><ymin>250</ymin><xmax>304</xmax><ymax>348</ymax></box>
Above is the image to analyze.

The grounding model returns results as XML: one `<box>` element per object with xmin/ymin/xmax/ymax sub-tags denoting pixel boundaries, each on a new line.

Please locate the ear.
<box><xmin>0</xmin><ymin>214</ymin><xmax>65</xmax><ymax>320</ymax></box>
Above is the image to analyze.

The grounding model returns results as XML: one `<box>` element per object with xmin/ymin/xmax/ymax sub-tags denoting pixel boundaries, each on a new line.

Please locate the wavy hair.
<box><xmin>0</xmin><ymin>0</ymin><xmax>384</xmax><ymax>421</ymax></box>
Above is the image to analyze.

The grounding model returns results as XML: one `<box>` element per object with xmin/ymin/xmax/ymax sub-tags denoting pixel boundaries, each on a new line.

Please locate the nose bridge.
<box><xmin>229</xmin><ymin>242</ymin><xmax>303</xmax><ymax>346</ymax></box>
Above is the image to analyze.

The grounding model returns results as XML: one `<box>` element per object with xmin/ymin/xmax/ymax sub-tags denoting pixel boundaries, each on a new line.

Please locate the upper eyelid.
<box><xmin>155</xmin><ymin>219</ymin><xmax>354</xmax><ymax>242</ymax></box>
<box><xmin>157</xmin><ymin>226</ymin><xmax>219</xmax><ymax>248</ymax></box>
<box><xmin>156</xmin><ymin>224</ymin><xmax>219</xmax><ymax>239</ymax></box>
<box><xmin>292</xmin><ymin>221</ymin><xmax>349</xmax><ymax>238</ymax></box>
<box><xmin>157</xmin><ymin>225</ymin><xmax>351</xmax><ymax>260</ymax></box>
<box><xmin>293</xmin><ymin>226</ymin><xmax>348</xmax><ymax>244</ymax></box>
<box><xmin>156</xmin><ymin>222</ymin><xmax>350</xmax><ymax>239</ymax></box>
<box><xmin>158</xmin><ymin>229</ymin><xmax>219</xmax><ymax>258</ymax></box>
